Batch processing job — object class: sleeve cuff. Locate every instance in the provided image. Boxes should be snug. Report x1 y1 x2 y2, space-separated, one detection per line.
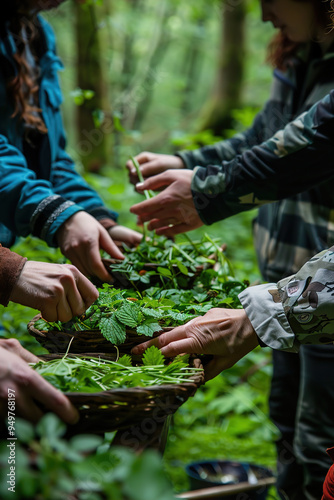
239 283 299 352
0 246 27 307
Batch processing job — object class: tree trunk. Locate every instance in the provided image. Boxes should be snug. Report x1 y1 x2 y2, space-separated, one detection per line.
74 1 113 172
199 0 246 135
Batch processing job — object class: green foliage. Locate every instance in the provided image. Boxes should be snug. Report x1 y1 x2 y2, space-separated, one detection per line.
106 233 236 289
35 278 246 347
0 414 175 500
32 346 201 391
163 348 278 493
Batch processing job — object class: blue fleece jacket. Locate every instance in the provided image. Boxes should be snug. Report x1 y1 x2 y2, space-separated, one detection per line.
0 15 117 248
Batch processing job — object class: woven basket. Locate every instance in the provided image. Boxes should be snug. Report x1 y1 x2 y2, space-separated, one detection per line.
39 353 204 437
28 314 172 354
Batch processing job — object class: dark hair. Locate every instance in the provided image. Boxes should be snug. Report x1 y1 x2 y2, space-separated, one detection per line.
267 0 332 70
5 3 47 135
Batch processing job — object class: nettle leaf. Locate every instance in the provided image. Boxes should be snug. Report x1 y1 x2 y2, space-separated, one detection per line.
167 310 195 323
137 321 162 337
99 315 126 345
142 308 164 320
118 354 132 367
142 345 165 366
115 302 141 328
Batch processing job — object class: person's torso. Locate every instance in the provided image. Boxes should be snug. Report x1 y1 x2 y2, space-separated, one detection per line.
254 43 334 282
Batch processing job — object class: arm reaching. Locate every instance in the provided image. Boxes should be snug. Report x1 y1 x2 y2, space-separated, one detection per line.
132 309 259 381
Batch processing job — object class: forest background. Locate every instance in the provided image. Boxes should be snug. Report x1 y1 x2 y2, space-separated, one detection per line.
0 0 281 497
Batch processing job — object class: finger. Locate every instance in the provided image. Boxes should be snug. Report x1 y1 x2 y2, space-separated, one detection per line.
74 273 99 308
40 292 71 323
28 374 79 424
139 162 167 179
15 389 44 423
0 339 40 363
100 230 124 261
87 232 124 282
132 325 190 355
160 338 200 358
147 218 181 230
58 291 81 323
154 223 192 237
135 171 174 193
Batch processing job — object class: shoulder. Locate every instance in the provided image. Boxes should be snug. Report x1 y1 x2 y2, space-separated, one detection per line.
37 15 57 53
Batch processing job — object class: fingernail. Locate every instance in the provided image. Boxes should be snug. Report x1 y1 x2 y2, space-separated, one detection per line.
136 182 144 190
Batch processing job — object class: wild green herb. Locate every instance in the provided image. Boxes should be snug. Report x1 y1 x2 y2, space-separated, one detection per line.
32 346 202 392
105 233 234 289
34 280 246 345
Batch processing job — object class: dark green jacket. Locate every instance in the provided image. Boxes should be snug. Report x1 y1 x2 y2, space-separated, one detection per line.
178 43 334 282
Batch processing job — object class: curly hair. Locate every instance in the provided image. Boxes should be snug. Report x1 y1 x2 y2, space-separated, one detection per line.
5 3 47 135
267 0 333 70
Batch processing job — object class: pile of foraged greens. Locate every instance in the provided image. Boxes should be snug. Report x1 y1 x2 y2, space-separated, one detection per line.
104 233 233 289
34 279 246 346
32 346 202 392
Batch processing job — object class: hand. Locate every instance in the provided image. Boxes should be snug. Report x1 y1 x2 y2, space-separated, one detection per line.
130 170 203 236
56 211 124 282
132 309 259 381
126 152 184 184
9 261 99 323
108 225 143 248
0 339 79 424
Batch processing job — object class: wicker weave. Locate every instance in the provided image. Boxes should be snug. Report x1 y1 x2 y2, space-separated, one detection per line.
28 314 173 354
39 353 204 436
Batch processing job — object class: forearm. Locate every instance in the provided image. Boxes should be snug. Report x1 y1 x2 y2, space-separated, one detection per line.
239 246 334 351
177 110 267 170
191 92 334 225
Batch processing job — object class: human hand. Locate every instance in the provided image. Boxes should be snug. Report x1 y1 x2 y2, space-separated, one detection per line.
130 170 203 236
56 211 124 282
132 309 259 381
0 339 79 424
126 152 184 184
108 225 143 248
9 261 99 323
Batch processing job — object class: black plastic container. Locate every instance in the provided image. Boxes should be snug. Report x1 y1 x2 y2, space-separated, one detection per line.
185 460 274 500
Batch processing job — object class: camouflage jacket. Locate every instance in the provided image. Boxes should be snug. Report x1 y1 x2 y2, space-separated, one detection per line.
239 246 334 351
178 42 334 282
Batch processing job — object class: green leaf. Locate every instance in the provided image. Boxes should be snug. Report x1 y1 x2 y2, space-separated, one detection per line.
157 267 172 277
115 303 141 328
175 260 189 275
70 435 103 453
100 316 126 345
118 354 132 367
142 308 163 319
137 321 162 337
142 345 165 366
36 413 66 439
15 418 35 443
